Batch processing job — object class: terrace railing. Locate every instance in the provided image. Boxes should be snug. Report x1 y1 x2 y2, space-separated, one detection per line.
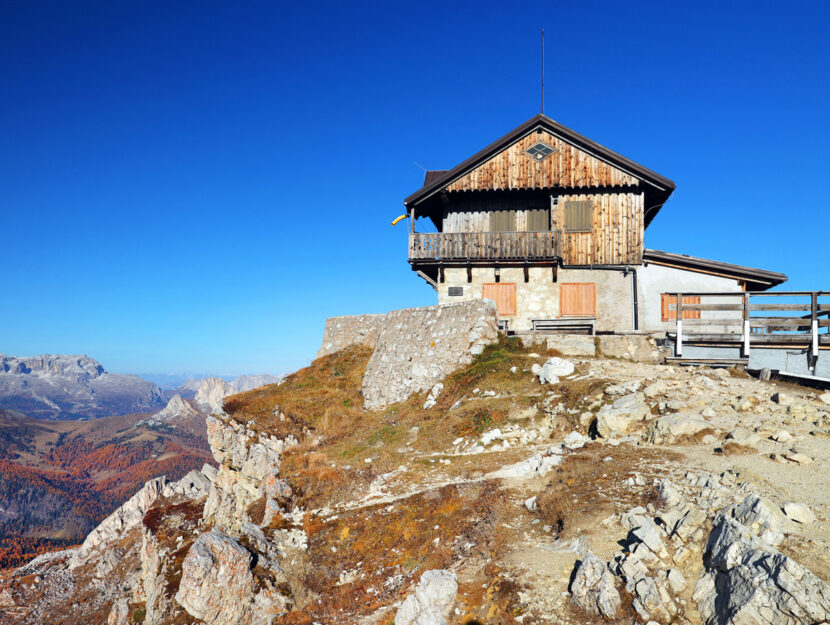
409 231 562 262
669 291 830 364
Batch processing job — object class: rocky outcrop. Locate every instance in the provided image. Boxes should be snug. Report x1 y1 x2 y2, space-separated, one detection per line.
174 531 289 625
73 468 214 565
195 377 238 413
595 392 651 437
202 415 297 531
353 301 499 410
0 353 165 419
145 393 201 423
394 569 458 625
696 514 830 625
569 552 620 618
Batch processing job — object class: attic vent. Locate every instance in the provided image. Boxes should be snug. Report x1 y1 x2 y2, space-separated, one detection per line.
523 141 557 162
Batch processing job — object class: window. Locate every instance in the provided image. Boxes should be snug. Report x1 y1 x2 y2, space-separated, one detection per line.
526 207 550 232
490 209 516 232
522 141 558 162
560 283 596 317
564 200 593 233
661 294 701 321
482 283 517 316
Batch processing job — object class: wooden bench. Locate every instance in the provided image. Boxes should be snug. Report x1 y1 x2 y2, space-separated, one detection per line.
531 318 595 335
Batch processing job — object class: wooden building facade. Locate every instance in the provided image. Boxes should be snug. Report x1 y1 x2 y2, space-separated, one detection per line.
404 115 787 333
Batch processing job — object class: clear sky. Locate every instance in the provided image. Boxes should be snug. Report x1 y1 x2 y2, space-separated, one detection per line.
2 1 828 376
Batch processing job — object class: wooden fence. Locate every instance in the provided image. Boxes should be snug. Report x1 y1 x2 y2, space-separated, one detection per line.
670 291 830 364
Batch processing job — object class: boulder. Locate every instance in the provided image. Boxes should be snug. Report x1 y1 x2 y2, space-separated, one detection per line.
730 494 786 544
783 502 817 524
570 552 621 618
394 569 458 625
596 393 651 438
423 382 443 410
698 514 830 625
820 392 830 406
537 357 574 384
645 413 710 445
545 335 596 356
175 532 256 624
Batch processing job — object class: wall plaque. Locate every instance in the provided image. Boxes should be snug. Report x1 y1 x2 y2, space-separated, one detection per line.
448 287 463 297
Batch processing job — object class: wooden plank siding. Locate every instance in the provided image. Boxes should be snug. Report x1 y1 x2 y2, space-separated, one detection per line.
445 130 639 192
553 192 644 265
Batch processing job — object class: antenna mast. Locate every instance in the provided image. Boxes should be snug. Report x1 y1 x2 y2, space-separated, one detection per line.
541 28 545 115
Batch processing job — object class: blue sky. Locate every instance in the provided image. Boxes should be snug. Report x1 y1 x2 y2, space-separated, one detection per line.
2 1 828 376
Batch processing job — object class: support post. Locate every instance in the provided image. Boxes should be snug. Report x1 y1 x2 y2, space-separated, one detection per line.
410 208 415 233
811 292 819 368
676 293 683 357
466 266 472 283
743 293 751 358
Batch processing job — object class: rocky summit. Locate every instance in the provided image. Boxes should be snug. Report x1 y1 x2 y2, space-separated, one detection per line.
1 335 829 625
0 354 166 419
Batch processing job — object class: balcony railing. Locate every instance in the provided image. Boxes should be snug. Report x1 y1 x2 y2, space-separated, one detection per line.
409 231 562 261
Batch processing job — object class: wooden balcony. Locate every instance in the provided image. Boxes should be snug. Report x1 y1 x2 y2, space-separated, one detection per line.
409 231 562 262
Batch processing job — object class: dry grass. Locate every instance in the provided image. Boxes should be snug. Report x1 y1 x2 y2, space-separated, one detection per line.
536 444 678 539
276 481 510 624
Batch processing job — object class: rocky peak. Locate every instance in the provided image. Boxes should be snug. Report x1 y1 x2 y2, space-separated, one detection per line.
194 377 237 413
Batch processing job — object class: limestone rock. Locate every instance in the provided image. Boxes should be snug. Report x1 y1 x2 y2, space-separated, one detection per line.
730 494 786 544
605 380 641 396
73 477 168 564
107 598 129 625
783 502 817 524
174 531 288 625
596 392 650 437
176 531 255 623
570 552 620 618
643 380 668 398
394 569 458 625
645 413 709 445
423 382 443 410
195 377 238 413
597 335 662 363
820 392 830 405
537 357 574 383
698 514 830 625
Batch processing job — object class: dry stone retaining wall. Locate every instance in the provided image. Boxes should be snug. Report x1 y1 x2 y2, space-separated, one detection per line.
319 300 500 410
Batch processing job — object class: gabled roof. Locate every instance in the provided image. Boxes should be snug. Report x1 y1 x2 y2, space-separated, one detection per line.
643 249 788 291
405 114 676 227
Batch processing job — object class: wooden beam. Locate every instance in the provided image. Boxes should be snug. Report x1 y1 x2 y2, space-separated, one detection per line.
524 265 529 283
467 266 472 283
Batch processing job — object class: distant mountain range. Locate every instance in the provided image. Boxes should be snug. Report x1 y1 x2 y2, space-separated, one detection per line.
0 354 166 420
0 353 283 421
0 369 283 567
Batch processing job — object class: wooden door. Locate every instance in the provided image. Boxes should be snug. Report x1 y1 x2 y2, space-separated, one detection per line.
560 283 596 317
661 294 701 321
482 283 517 316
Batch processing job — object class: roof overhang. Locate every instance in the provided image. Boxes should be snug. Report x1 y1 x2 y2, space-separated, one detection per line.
405 114 676 228
643 249 788 291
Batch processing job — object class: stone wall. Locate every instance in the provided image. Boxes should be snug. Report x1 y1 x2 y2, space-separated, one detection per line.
318 300 500 410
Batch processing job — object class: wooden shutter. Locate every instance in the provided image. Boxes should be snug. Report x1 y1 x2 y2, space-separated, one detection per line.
526 207 550 232
482 283 517 316
560 283 596 316
564 201 593 233
661 294 701 321
489 209 516 232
